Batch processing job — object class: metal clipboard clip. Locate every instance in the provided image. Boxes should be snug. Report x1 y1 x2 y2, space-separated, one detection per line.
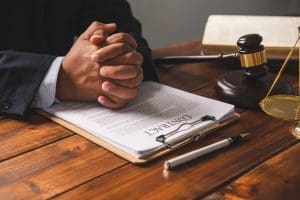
155 115 216 145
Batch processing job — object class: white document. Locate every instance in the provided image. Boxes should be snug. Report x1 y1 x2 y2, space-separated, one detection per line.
43 82 235 158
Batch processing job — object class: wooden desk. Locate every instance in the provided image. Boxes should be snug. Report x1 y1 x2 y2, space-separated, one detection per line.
0 39 299 200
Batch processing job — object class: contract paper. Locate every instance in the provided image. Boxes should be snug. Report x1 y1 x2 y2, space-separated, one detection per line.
43 82 235 158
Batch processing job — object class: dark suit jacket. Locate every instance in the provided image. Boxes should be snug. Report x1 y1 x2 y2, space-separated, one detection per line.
0 0 158 117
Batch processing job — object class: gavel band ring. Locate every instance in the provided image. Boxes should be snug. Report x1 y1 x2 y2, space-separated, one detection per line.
240 49 267 68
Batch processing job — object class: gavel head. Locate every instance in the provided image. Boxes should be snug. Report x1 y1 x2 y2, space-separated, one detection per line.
237 34 268 77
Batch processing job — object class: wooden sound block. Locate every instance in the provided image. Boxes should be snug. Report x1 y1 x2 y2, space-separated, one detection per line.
215 70 293 109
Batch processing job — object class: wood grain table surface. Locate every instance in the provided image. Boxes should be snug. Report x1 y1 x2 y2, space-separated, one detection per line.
0 39 299 200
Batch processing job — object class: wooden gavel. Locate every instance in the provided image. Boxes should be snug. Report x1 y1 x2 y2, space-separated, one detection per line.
155 34 293 108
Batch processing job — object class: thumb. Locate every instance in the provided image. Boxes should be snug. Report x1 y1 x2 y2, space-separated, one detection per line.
80 21 117 40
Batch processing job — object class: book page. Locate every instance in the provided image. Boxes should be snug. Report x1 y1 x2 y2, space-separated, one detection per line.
202 15 300 47
43 82 234 158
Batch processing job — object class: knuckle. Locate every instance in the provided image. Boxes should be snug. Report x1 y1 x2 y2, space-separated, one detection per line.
120 43 127 51
123 33 134 40
141 70 144 79
127 52 135 59
102 67 116 77
91 21 101 28
138 69 144 80
132 66 140 77
90 21 106 32
118 33 126 40
127 33 135 40
120 43 130 52
114 95 127 103
137 52 144 63
78 76 87 86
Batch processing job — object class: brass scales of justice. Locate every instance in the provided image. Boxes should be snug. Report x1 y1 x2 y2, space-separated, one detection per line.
260 27 300 139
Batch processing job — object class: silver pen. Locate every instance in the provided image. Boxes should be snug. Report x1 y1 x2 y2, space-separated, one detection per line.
164 133 250 170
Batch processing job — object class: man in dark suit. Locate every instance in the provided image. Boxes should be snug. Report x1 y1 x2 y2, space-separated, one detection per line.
0 0 158 118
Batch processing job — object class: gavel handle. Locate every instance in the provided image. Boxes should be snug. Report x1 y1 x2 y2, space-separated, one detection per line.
153 53 238 64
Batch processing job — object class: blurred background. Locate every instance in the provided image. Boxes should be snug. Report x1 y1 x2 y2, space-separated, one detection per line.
128 0 300 49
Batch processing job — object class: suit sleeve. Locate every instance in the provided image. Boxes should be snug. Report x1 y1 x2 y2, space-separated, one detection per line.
79 0 159 82
0 50 55 117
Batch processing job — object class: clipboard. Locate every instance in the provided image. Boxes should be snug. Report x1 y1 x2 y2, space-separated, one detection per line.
38 110 240 164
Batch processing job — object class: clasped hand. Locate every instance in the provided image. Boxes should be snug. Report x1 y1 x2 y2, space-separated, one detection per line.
56 21 144 109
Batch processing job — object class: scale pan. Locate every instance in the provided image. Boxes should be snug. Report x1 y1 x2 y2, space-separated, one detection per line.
260 95 300 121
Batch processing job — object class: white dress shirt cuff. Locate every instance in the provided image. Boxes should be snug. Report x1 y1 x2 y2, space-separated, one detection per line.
32 57 64 108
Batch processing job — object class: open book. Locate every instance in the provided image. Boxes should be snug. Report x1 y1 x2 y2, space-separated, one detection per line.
202 15 300 59
41 82 238 163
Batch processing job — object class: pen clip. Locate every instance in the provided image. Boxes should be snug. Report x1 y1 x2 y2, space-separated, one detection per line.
155 115 216 144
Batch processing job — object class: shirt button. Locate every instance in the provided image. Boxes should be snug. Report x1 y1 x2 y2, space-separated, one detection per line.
0 100 11 110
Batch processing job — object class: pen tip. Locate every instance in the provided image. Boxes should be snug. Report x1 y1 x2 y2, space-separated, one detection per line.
240 133 250 139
